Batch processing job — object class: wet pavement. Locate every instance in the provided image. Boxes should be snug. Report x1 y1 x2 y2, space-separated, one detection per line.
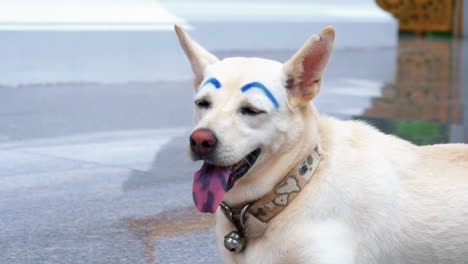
0 3 467 263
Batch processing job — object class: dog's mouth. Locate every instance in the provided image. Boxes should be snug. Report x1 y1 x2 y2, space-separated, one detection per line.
192 148 261 213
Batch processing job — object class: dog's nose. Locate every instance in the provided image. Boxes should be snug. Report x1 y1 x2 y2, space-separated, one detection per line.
190 129 217 156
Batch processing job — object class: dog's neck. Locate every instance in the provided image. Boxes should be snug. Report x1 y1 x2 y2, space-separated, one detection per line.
223 104 321 207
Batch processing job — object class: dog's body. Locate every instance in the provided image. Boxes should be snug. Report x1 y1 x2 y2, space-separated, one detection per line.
219 116 468 264
175 26 468 263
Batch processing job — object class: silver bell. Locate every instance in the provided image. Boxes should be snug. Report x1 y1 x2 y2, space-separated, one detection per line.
224 231 246 252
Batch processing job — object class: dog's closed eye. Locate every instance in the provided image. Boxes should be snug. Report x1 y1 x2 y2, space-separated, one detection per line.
239 105 266 116
195 99 211 109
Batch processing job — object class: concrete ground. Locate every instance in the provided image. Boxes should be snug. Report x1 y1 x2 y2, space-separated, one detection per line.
0 1 467 264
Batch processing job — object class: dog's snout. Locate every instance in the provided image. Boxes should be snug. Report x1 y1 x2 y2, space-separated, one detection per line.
190 129 217 156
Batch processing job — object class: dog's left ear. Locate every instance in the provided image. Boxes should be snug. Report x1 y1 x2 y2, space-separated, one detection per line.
175 25 220 88
283 27 335 106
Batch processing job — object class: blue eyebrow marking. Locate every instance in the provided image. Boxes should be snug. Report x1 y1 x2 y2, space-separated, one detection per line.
240 82 280 109
201 77 222 89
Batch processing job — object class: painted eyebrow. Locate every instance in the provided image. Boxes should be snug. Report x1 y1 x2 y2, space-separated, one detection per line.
240 82 280 109
201 77 222 89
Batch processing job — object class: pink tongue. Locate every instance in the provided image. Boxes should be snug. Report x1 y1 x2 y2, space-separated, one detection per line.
193 162 231 213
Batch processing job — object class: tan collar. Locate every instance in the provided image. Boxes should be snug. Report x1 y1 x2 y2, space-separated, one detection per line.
220 146 322 242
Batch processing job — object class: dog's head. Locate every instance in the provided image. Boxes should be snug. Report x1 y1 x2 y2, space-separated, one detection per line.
175 25 334 213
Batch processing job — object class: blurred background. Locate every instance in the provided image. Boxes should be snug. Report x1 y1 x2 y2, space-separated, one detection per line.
0 0 466 263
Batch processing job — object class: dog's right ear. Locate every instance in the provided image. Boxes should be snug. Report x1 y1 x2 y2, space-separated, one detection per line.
174 25 219 88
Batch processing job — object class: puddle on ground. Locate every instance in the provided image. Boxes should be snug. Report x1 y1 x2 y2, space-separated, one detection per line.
125 207 215 263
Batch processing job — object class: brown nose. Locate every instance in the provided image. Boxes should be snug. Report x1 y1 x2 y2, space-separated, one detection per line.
190 129 217 156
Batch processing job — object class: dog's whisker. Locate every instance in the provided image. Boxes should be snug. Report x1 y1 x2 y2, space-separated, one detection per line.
243 157 252 167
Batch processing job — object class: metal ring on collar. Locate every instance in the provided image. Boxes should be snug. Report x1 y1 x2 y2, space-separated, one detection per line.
240 203 252 230
220 201 241 231
220 201 232 214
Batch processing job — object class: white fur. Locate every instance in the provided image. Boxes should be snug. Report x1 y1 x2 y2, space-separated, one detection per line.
175 25 468 264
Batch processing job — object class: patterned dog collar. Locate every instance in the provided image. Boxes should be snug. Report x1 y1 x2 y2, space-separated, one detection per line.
220 146 322 252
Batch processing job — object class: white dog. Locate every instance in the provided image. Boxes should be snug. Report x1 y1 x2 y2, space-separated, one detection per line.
175 25 468 264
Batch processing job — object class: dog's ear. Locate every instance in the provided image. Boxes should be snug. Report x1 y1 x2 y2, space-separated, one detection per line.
283 27 335 105
175 25 219 88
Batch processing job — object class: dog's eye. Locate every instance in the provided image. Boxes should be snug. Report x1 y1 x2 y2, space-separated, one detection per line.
195 99 211 109
239 106 266 116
